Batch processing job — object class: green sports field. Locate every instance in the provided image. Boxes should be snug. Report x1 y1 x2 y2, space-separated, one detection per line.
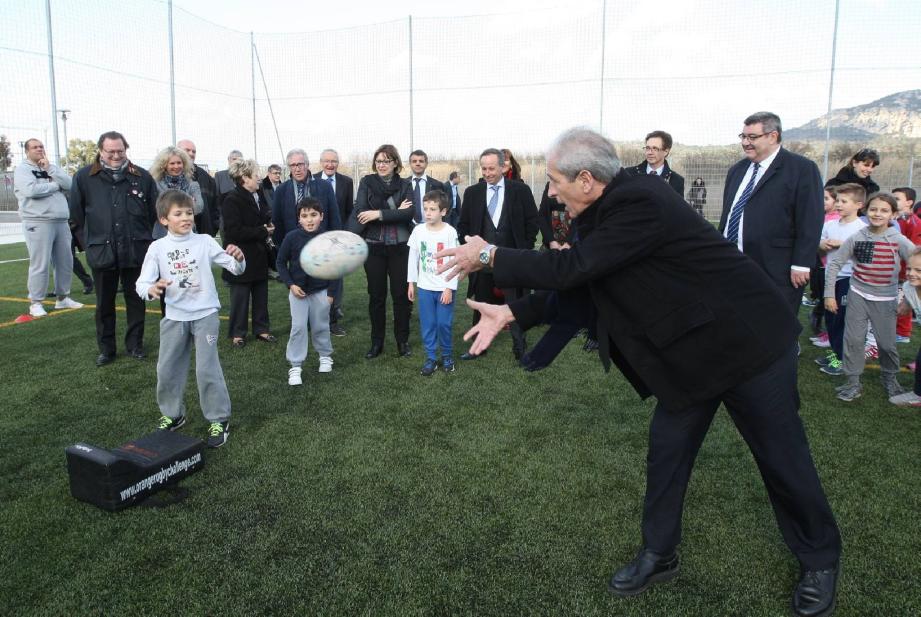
0 241 918 616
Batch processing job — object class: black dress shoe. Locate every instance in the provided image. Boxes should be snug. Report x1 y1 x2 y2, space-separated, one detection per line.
365 343 383 359
398 342 411 357
329 324 346 337
460 349 486 360
608 548 679 597
96 353 116 367
127 348 146 360
792 565 839 617
82 283 94 295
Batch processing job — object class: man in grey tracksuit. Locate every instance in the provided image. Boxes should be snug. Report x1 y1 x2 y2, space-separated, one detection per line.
14 138 83 317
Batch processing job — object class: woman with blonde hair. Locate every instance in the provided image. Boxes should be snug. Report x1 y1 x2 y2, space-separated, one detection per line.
150 146 204 238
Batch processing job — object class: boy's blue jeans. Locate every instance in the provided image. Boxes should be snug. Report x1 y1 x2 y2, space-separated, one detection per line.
417 288 454 361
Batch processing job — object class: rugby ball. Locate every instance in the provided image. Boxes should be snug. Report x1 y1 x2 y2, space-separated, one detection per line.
299 230 368 280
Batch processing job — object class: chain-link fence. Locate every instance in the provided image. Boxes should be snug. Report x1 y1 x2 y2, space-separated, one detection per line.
1 0 919 228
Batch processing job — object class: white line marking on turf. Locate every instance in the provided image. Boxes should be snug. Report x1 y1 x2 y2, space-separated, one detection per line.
0 258 29 264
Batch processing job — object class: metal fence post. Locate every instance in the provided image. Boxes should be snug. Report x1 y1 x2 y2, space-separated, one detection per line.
408 15 414 151
45 0 61 164
168 0 176 145
821 0 840 181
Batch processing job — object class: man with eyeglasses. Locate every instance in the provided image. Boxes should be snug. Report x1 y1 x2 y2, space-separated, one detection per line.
313 149 354 336
69 131 159 367
272 149 340 248
719 111 824 315
625 130 684 197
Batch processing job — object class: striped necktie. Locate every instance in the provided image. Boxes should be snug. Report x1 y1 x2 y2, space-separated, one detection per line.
725 162 761 245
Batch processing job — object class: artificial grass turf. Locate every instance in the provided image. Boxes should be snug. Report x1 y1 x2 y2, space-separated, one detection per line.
0 240 919 616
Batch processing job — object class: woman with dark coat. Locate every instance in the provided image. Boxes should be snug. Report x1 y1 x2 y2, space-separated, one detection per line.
824 147 880 195
221 159 276 347
351 144 414 359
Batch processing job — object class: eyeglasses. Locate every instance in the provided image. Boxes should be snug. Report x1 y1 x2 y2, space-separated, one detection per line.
738 133 771 142
102 149 126 156
643 146 664 152
288 162 307 169
374 159 394 165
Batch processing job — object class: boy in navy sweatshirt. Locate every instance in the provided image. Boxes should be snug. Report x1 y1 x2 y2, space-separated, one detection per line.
276 198 333 385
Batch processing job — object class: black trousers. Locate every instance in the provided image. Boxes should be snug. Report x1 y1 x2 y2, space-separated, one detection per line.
364 243 410 346
470 271 527 353
93 267 146 355
228 279 269 339
641 346 841 570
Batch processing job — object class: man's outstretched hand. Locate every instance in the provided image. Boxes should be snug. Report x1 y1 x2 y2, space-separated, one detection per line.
462 299 515 356
435 235 489 282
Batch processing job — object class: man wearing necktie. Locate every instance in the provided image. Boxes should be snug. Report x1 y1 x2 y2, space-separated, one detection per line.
625 131 684 197
313 148 354 336
456 148 538 361
405 150 445 225
718 112 824 314
271 148 341 248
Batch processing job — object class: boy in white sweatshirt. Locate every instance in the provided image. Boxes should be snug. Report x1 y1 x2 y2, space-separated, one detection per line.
136 190 245 447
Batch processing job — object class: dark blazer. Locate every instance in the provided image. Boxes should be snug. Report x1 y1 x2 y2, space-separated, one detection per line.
313 171 355 226
457 179 538 250
718 147 824 308
405 174 445 222
221 185 272 284
192 164 216 236
351 174 414 243
494 174 799 411
271 177 341 245
625 161 685 197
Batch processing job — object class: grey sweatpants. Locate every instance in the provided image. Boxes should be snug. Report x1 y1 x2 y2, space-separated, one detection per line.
842 291 899 379
156 312 231 422
286 289 333 367
22 220 72 301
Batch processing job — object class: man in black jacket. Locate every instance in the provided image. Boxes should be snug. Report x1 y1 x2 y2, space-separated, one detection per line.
438 128 841 617
456 148 538 361
178 139 216 236
624 130 684 197
69 131 159 367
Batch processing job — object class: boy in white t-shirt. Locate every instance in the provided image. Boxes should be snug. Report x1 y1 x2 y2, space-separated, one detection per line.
815 183 868 376
136 190 246 448
407 190 458 376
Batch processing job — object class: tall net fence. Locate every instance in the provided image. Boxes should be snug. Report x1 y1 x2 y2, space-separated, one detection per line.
1 0 919 225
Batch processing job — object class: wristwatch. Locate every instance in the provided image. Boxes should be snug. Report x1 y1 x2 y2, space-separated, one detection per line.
478 244 496 267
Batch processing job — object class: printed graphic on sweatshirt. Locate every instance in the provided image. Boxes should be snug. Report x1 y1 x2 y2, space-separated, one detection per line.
853 240 898 285
166 247 201 293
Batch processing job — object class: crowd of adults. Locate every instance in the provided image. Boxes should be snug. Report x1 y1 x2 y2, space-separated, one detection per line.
16 111 914 616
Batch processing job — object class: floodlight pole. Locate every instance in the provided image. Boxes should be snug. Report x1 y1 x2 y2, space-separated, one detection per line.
58 109 70 156
45 0 62 164
168 0 177 144
408 16 414 151
599 0 607 133
821 0 840 181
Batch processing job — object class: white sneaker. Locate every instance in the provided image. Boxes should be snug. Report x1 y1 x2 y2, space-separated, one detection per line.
319 356 333 373
889 391 921 406
55 297 84 309
29 302 47 317
287 366 302 386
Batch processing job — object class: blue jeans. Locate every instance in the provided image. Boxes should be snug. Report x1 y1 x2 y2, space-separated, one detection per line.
417 288 454 361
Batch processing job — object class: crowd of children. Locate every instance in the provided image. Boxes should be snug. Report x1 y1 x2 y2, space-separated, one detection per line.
805 150 921 404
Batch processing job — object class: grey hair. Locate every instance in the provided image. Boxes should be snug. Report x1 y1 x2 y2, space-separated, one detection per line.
479 148 505 167
743 112 783 142
320 149 339 160
229 158 261 183
547 127 620 183
286 148 308 164
227 149 243 161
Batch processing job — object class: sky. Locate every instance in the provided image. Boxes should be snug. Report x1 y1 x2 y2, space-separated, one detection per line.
1 0 918 170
